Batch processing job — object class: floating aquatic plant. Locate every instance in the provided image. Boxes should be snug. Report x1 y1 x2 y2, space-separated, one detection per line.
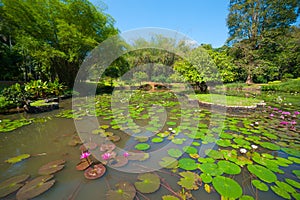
159 157 178 169
134 173 160 193
0 174 30 198
84 164 106 179
178 158 198 171
134 143 150 151
5 154 30 164
106 181 136 200
247 164 277 183
251 180 269 191
38 159 65 175
177 171 201 190
217 160 241 175
212 176 242 199
167 148 183 158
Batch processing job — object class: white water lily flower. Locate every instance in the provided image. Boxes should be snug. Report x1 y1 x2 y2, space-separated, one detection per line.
251 144 258 149
168 127 173 131
240 148 247 154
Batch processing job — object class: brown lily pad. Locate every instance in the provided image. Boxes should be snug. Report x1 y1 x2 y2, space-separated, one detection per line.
84 142 98 150
84 164 106 180
16 175 55 200
106 135 121 142
99 143 116 152
127 151 150 161
106 181 136 200
68 135 82 146
38 159 65 175
0 174 30 198
76 158 93 171
108 156 128 168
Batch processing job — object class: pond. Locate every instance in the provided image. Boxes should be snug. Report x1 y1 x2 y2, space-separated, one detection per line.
0 90 299 200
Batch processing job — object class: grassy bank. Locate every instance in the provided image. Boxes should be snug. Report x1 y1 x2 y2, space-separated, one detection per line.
191 93 262 106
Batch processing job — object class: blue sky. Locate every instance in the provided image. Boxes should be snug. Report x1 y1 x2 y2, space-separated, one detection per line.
91 0 229 48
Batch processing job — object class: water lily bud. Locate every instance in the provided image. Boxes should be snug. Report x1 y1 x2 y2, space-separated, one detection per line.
240 148 247 154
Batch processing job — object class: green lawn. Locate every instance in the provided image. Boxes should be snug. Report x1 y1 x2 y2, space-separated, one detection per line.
191 94 262 106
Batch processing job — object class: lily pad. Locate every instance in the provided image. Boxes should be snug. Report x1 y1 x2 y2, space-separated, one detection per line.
281 148 300 157
260 142 280 151
134 173 160 193
177 171 201 190
216 139 232 147
99 143 116 152
239 195 254 200
106 181 136 200
247 164 277 183
162 195 180 200
251 180 269 191
38 159 65 175
205 149 223 160
288 157 300 164
270 185 291 199
5 154 30 164
84 142 97 150
199 163 223 176
159 157 178 169
76 158 93 171
171 138 186 145
108 156 128 168
16 175 55 200
217 160 241 175
200 173 212 183
285 178 300 189
127 151 149 161
151 137 164 143
292 170 300 178
167 148 183 158
212 176 242 199
135 143 150 151
84 164 106 179
0 174 30 198
275 181 296 194
178 158 198 170
107 135 121 142
182 146 198 154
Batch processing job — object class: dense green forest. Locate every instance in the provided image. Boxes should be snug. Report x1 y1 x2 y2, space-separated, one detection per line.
0 0 299 87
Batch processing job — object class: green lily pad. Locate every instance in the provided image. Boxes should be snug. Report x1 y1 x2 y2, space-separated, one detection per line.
270 185 291 199
292 193 300 200
251 180 269 191
233 138 250 147
157 132 170 138
100 125 110 129
205 149 223 160
199 163 223 176
281 148 300 157
171 138 186 145
288 157 300 164
178 171 201 190
247 164 277 183
217 160 241 175
275 181 296 194
167 148 183 158
134 143 150 151
162 195 180 200
159 157 178 169
260 142 280 151
219 132 234 139
182 146 198 154
5 154 30 164
292 170 300 178
212 176 242 199
167 121 177 126
134 173 160 194
0 174 30 198
216 139 232 147
200 173 212 183
239 195 254 200
285 178 300 189
178 158 198 170
106 181 136 200
151 137 164 143
261 153 274 159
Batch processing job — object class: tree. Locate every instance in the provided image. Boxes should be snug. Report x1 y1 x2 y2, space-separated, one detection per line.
1 0 118 87
227 0 300 83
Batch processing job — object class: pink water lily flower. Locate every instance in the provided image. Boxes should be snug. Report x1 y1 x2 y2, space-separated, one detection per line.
280 115 285 119
280 121 289 125
294 111 300 115
80 151 91 159
282 111 291 115
290 120 297 125
269 113 274 117
123 152 129 158
101 152 111 160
